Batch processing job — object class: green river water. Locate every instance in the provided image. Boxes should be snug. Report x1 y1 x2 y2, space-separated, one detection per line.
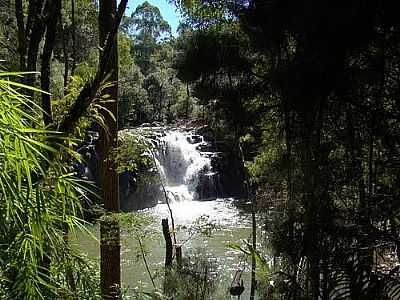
74 199 266 299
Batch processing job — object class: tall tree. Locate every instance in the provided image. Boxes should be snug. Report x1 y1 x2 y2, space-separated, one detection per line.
127 1 171 75
40 0 61 125
98 0 120 298
14 0 61 122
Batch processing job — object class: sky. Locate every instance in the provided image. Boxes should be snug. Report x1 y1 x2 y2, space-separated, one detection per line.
126 0 182 36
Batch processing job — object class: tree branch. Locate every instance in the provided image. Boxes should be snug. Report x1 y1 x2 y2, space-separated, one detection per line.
58 0 128 133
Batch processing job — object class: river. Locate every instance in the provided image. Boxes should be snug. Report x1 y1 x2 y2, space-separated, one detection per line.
74 128 264 299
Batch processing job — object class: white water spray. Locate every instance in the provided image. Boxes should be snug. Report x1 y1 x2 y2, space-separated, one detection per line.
154 130 213 202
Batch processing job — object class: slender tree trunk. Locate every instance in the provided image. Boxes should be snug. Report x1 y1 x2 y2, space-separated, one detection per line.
98 0 120 298
162 218 173 268
15 0 45 90
137 237 156 289
176 245 182 271
25 0 36 38
62 25 69 88
26 0 46 96
15 0 26 70
368 122 374 197
162 218 173 295
250 194 257 300
71 0 76 74
284 103 295 251
63 226 77 297
40 0 61 125
238 141 257 300
347 107 367 222
300 107 321 300
186 83 190 119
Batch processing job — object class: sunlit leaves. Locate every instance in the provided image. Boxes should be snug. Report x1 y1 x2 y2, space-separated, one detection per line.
114 130 155 174
0 73 98 299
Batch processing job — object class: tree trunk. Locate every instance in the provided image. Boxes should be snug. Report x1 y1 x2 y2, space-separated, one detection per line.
162 218 173 268
300 108 322 300
100 218 120 299
162 218 173 295
250 194 257 300
71 0 76 74
40 0 61 125
238 141 257 300
15 0 26 70
176 245 182 271
62 24 69 88
26 0 46 96
98 0 120 298
185 83 190 119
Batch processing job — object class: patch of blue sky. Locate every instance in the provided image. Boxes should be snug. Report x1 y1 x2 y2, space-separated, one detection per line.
126 0 182 36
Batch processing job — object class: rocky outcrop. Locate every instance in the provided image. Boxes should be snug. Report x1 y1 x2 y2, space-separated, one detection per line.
119 171 161 211
76 120 245 211
88 122 246 211
192 125 246 200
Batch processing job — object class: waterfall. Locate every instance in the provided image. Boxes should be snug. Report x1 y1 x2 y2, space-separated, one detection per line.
154 130 216 202
119 126 245 211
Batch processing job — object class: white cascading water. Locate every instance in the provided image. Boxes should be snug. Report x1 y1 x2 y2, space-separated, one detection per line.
154 130 213 202
145 128 244 226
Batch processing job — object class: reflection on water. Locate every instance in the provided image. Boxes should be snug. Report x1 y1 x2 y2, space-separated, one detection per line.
75 198 260 299
145 198 250 227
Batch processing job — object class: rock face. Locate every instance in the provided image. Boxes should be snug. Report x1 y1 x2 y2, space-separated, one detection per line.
118 128 165 211
78 124 246 212
119 171 161 211
118 125 246 211
193 126 246 200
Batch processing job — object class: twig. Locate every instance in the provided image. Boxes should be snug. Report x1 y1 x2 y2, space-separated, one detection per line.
238 140 257 300
149 148 177 245
134 134 178 247
137 237 156 289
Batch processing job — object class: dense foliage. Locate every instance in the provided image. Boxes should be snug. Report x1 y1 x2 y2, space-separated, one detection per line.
173 0 400 299
0 73 100 299
118 1 201 126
